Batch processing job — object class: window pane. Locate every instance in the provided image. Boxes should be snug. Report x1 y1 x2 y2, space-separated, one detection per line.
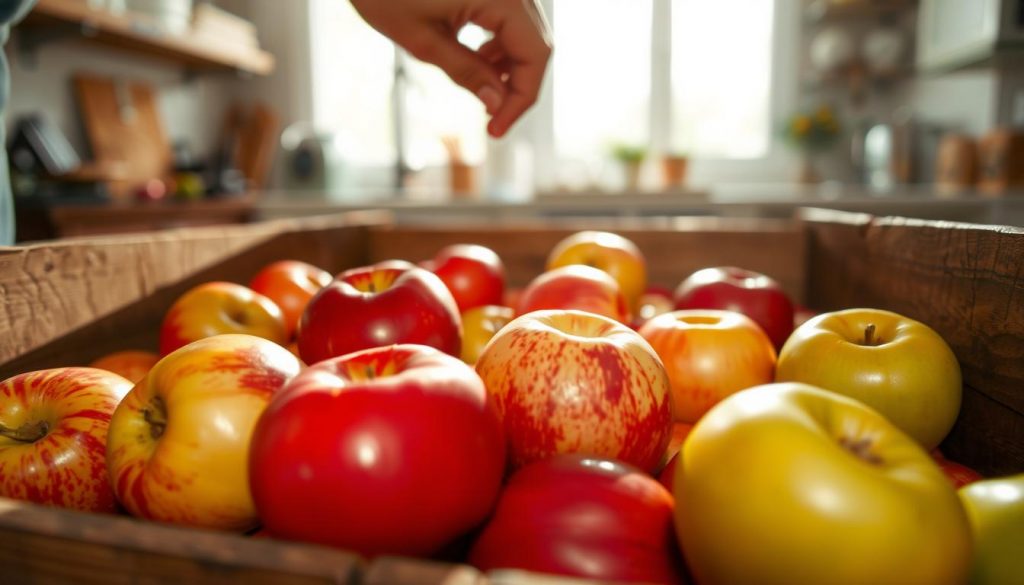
404 54 488 169
553 0 653 179
309 0 394 166
671 0 774 159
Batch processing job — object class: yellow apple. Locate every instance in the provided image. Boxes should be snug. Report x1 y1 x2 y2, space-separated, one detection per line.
677 382 972 585
107 333 301 531
460 305 515 365
959 473 1024 585
775 308 961 449
546 231 647 314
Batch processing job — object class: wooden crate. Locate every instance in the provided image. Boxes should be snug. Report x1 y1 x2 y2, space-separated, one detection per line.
0 207 1021 583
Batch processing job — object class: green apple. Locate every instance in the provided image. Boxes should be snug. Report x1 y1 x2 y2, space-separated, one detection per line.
959 473 1024 585
775 308 961 450
676 382 972 585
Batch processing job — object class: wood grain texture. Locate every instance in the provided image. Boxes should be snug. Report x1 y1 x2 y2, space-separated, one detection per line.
0 212 386 377
800 207 1024 475
0 497 361 584
367 217 807 302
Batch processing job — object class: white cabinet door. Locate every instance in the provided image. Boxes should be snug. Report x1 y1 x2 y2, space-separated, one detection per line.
917 0 1002 71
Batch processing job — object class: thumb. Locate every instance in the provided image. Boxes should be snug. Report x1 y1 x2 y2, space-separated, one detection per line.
404 31 505 115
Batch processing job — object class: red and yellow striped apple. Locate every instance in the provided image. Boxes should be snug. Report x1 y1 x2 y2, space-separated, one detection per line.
639 309 776 424
159 282 288 356
677 382 972 585
107 334 301 530
475 310 672 472
0 368 131 512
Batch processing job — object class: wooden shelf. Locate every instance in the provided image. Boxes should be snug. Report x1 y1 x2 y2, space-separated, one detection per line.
21 0 274 76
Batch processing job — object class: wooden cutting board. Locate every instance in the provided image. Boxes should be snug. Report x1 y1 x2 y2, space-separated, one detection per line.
74 74 172 198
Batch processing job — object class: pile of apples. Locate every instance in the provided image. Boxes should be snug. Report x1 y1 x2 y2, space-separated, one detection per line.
1 230 1021 585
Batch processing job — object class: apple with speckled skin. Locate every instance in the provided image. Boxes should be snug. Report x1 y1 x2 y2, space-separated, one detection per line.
107 334 301 531
159 282 288 356
0 368 132 512
475 309 672 473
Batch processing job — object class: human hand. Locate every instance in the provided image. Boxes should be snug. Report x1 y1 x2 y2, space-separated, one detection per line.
350 0 552 138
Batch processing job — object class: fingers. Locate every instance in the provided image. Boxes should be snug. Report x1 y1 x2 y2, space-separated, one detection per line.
476 0 552 137
403 28 507 116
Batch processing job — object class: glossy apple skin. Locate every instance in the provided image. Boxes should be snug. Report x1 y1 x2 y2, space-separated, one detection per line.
933 449 983 488
469 454 684 584
297 260 462 365
107 334 301 530
249 344 506 557
517 265 631 324
460 305 515 365
249 260 332 340
430 244 506 312
657 423 693 491
673 266 794 350
959 473 1024 585
776 308 962 450
159 282 288 356
89 350 160 384
475 309 672 472
640 310 776 424
546 230 648 314
0 368 131 512
678 382 972 585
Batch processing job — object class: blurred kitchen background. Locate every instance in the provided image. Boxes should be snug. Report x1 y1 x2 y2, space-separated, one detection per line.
7 0 1024 240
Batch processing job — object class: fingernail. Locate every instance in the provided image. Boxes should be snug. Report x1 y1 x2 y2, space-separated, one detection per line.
478 85 502 115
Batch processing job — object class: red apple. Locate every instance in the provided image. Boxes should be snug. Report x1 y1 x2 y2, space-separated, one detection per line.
297 260 462 365
249 260 332 340
469 454 684 584
546 231 647 314
639 310 777 424
89 350 160 384
249 344 506 557
475 309 672 472
0 368 132 512
933 449 984 488
107 334 301 530
159 282 288 356
429 244 506 312
674 266 794 350
517 265 631 324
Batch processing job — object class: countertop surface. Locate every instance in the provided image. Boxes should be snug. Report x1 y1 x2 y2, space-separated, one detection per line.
256 183 1024 227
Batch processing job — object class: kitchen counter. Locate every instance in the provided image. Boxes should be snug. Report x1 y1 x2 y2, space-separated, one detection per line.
256 184 1024 227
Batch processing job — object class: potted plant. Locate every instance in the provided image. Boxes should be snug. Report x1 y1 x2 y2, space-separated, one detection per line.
611 144 648 192
782 105 841 184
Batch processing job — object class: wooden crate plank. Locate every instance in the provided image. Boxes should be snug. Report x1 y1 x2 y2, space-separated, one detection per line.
0 497 362 584
0 213 384 378
800 207 1024 475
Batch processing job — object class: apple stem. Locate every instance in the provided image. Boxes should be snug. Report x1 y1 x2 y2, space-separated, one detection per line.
839 436 885 466
0 420 50 443
143 397 167 440
364 365 375 380
863 323 877 346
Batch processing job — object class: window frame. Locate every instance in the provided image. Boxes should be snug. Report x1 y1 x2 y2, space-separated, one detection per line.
525 0 802 190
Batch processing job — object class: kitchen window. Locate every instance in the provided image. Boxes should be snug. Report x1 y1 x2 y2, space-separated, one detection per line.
307 0 797 192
